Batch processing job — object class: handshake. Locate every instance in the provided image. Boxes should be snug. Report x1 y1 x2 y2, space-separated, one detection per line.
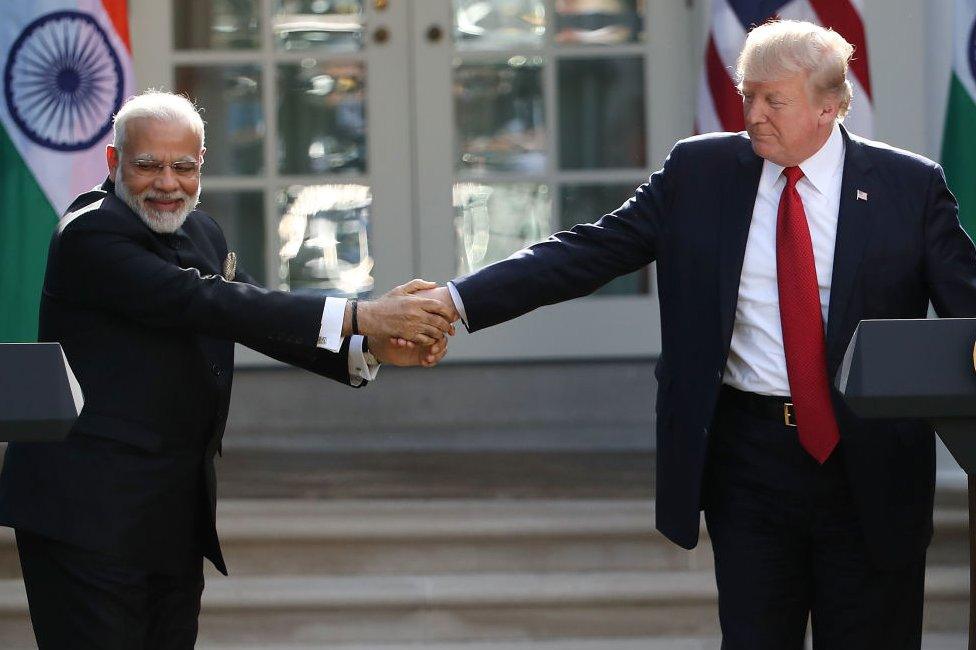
348 280 459 368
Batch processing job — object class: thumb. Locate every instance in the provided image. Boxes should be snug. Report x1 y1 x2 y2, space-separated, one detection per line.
399 279 438 294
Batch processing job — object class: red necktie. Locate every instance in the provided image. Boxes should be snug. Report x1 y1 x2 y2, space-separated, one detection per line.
776 166 840 463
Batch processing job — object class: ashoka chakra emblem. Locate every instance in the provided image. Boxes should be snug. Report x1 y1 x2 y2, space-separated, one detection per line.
4 10 124 152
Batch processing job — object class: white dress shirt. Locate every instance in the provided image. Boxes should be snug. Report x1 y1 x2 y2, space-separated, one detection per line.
317 297 380 387
723 123 845 396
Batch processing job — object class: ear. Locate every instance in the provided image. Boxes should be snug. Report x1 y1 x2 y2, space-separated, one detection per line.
199 147 206 167
106 145 120 181
818 97 839 126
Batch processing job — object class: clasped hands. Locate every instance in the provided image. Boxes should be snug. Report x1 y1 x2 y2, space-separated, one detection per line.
349 280 459 368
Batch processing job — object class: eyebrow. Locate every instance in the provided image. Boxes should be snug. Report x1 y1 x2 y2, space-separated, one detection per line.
131 154 198 162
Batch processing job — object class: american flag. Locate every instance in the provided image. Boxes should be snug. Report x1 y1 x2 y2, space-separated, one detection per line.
696 0 873 137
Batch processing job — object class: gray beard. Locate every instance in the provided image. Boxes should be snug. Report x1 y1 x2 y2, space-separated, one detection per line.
115 171 201 234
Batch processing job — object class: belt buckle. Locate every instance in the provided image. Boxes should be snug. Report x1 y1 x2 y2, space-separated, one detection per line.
783 402 797 427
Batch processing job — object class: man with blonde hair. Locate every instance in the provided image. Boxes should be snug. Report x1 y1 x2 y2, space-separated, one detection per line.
0 90 455 649
417 19 976 648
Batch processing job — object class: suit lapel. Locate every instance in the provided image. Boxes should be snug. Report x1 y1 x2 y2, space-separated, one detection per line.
719 140 764 348
825 126 875 359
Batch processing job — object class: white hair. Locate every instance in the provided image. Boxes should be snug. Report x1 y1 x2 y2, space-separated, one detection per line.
112 90 205 151
736 20 855 119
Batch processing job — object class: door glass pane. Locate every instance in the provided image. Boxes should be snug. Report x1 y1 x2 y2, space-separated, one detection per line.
201 191 266 284
274 0 365 52
277 184 374 297
173 0 260 50
277 60 367 175
453 0 546 51
560 183 649 295
558 57 645 169
555 0 644 45
175 66 264 176
454 182 550 275
455 56 546 174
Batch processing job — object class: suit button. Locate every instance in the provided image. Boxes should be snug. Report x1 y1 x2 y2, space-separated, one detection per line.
211 364 221 376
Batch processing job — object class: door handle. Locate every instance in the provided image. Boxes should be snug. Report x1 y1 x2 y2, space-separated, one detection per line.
426 24 444 43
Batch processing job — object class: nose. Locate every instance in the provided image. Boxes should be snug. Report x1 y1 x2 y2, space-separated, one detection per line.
154 166 179 192
744 100 765 127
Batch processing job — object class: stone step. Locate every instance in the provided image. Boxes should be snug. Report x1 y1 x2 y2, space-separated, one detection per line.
193 635 971 650
0 567 967 646
0 500 968 579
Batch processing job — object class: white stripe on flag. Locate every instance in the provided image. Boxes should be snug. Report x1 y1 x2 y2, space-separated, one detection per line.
696 71 725 133
953 0 976 101
843 76 874 138
711 0 748 73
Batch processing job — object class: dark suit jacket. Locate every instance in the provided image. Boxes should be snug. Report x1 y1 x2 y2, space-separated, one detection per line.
0 179 359 574
453 126 976 568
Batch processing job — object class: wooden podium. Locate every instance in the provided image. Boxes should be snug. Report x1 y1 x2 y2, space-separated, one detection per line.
837 318 976 648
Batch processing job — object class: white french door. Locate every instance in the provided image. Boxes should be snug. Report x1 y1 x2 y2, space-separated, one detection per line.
133 0 705 361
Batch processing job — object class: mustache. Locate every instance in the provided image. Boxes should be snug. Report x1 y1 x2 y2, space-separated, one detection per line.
142 191 188 203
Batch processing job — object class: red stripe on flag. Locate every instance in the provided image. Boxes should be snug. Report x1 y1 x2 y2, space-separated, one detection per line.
706 36 745 132
807 0 871 99
101 0 131 52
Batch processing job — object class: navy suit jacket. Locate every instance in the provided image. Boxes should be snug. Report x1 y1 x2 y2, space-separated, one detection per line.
453 126 976 568
0 180 359 574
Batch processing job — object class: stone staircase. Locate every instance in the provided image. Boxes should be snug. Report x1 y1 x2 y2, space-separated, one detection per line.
0 498 968 648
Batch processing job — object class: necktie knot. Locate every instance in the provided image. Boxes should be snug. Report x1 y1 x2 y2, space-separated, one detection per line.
784 166 804 187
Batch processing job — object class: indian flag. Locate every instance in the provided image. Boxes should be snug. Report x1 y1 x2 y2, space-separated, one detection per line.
0 0 133 341
943 0 976 237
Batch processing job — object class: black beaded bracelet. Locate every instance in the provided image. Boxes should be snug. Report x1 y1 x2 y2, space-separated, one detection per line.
351 299 360 335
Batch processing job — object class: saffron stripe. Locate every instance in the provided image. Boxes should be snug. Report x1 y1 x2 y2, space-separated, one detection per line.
100 0 131 52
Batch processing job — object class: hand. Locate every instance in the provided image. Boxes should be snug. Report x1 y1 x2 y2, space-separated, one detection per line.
356 280 456 346
368 333 448 367
389 286 459 349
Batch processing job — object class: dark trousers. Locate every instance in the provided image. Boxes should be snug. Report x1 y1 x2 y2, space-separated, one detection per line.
703 389 926 650
15 529 204 650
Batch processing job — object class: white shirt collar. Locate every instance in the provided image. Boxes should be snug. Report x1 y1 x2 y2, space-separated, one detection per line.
758 123 845 196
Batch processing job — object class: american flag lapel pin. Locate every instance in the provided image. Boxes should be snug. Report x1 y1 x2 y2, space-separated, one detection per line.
856 189 868 201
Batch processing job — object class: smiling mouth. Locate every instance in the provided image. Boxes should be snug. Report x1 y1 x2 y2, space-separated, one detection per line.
146 197 184 212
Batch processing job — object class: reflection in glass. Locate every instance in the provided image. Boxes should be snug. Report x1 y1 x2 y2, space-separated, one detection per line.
175 66 264 176
274 0 364 52
455 57 545 173
555 0 643 45
173 0 260 50
453 0 546 50
200 191 266 284
277 184 374 297
560 183 649 295
454 183 550 275
278 60 366 175
559 57 645 169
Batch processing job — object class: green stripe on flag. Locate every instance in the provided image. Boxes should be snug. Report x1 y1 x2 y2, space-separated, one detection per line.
942 74 976 238
0 127 57 342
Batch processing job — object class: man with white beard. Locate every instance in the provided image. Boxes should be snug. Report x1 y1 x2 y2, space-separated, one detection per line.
0 91 454 650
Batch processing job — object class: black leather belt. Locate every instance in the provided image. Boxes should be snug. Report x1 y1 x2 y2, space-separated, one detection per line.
721 385 797 427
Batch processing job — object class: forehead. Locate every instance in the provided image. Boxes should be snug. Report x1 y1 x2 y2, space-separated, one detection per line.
741 72 808 96
124 118 201 156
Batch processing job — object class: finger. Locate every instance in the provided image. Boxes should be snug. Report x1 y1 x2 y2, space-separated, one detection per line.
420 313 454 334
401 279 438 294
419 298 455 322
410 332 437 346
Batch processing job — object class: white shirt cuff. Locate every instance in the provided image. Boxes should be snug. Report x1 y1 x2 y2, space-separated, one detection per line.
348 335 380 386
447 282 469 329
317 297 347 352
